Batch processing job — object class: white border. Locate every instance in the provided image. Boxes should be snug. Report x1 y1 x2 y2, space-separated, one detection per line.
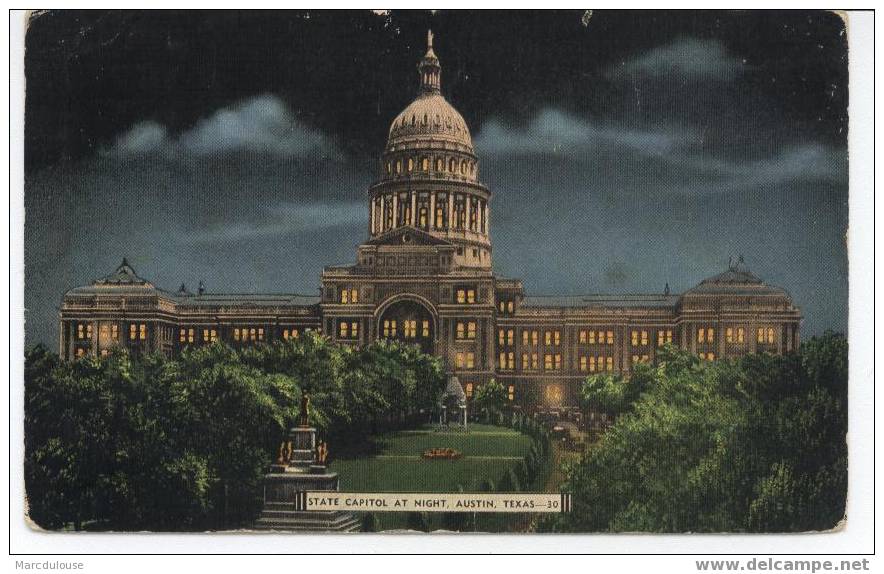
6 7 876 557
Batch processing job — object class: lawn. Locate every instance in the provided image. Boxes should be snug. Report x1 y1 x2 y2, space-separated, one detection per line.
328 424 539 531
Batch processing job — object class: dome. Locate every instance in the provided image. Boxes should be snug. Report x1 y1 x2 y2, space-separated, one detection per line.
387 93 473 151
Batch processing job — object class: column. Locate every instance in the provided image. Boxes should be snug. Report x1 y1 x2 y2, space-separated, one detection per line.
718 321 726 358
369 198 376 235
429 193 436 230
411 192 417 227
392 194 398 229
467 196 473 232
448 194 454 232
749 320 758 353
620 325 629 372
92 320 99 355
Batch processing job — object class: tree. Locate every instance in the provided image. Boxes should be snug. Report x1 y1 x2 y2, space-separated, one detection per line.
554 333 848 533
24 334 451 531
471 379 508 423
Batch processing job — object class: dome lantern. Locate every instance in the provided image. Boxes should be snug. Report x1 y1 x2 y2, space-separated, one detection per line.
418 30 441 94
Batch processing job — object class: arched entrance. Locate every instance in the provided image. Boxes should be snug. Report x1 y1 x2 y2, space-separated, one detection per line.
376 298 436 354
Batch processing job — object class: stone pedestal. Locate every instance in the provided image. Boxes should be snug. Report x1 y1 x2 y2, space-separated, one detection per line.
254 426 359 532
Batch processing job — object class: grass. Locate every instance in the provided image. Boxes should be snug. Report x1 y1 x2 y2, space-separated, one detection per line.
328 424 542 532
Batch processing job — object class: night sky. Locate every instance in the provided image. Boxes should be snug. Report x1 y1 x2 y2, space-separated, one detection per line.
24 10 849 347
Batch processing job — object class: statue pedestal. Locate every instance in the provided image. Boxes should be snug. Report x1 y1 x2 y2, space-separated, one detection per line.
254 426 359 532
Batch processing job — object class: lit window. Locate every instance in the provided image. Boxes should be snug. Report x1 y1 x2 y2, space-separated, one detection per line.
532 353 539 370
139 324 147 340
508 385 515 401
111 324 119 340
507 301 514 313
698 329 705 343
707 328 714 343
436 158 444 171
465 383 473 398
234 328 241 341
188 328 195 343
757 328 765 343
555 354 562 370
588 331 596 344
767 328 775 344
466 353 475 369
657 330 673 346
456 289 466 304
456 352 464 369
129 324 137 340
499 352 506 369
467 289 476 304
395 160 401 174
737 328 745 343
579 330 587 344
507 330 514 345
458 323 466 340
631 330 639 346
340 289 349 304
532 331 539 346
383 320 397 337
449 158 456 171
422 320 430 337
407 158 414 172
590 356 597 372
522 353 530 370
641 331 648 345
580 356 588 371
726 328 734 343
339 322 349 338
606 357 614 371
468 322 476 340
606 331 614 344
544 354 553 370
522 331 529 345
404 320 417 338
180 328 187 342
422 157 429 171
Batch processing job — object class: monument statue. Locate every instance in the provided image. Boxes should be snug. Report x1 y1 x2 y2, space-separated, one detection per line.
315 440 329 465
298 393 311 427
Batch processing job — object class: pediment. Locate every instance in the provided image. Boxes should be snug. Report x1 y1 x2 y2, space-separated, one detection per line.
363 226 454 247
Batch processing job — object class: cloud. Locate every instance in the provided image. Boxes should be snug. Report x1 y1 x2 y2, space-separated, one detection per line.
476 108 844 195
181 201 365 244
614 38 747 81
109 95 337 158
475 109 692 158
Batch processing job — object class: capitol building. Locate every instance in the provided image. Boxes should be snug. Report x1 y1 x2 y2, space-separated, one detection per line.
59 34 802 409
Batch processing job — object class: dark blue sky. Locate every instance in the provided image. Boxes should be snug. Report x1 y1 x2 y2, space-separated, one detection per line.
24 10 848 347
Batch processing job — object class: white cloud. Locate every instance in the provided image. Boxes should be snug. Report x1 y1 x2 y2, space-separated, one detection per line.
615 38 746 81
476 107 843 195
110 95 336 158
475 109 692 158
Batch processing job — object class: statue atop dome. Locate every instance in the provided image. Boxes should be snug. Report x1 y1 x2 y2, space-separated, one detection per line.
418 29 442 94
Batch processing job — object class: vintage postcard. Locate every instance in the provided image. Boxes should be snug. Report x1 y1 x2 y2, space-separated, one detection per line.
20 9 855 540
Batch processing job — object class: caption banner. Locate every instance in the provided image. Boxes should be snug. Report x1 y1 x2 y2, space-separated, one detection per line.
294 492 572 513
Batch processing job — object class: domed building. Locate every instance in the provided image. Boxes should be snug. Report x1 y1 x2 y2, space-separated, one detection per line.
58 33 802 411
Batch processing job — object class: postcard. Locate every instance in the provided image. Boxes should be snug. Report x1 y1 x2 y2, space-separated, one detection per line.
21 9 851 536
